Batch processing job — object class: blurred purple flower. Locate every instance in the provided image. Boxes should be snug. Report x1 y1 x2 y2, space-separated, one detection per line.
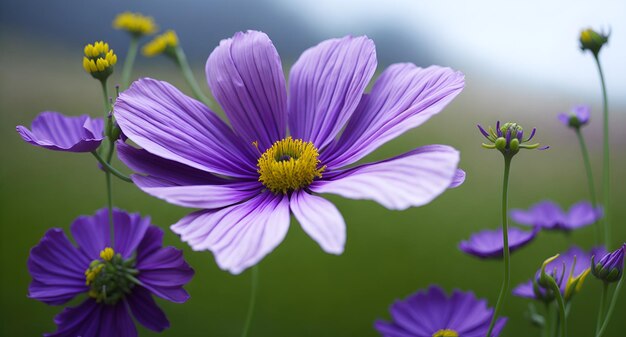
459 227 538 259
557 105 591 128
114 30 465 274
375 285 507 337
16 111 104 152
28 208 194 337
510 200 602 231
592 243 625 283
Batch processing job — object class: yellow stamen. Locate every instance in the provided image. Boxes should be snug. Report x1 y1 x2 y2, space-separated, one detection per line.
82 41 117 76
84 264 104 285
113 12 157 36
257 137 325 194
100 247 115 261
433 329 459 337
142 30 179 57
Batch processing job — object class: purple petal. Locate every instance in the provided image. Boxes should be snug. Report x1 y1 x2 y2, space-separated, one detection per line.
27 229 90 305
509 200 565 230
566 201 602 229
477 124 490 138
126 286 169 332
290 190 346 254
312 145 460 210
449 169 466 188
512 280 538 299
288 35 377 150
206 30 287 150
573 105 591 124
458 227 538 259
17 111 104 152
557 113 570 126
323 64 464 169
171 192 290 274
45 299 102 337
114 78 257 179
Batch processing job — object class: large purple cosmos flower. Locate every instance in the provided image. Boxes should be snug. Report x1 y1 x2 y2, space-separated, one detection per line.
459 227 538 259
510 200 602 231
114 30 465 274
17 111 104 152
375 285 507 337
28 208 194 337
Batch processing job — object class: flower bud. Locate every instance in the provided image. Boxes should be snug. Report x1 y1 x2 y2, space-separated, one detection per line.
558 105 591 129
113 12 157 37
142 30 179 58
579 28 609 56
592 244 625 283
83 41 117 81
478 121 547 158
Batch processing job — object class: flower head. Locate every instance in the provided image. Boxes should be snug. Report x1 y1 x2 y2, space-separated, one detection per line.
592 243 625 283
459 227 538 259
28 208 194 336
142 30 178 57
375 286 507 337
580 27 610 56
83 41 117 80
478 121 546 157
510 200 602 232
114 30 465 274
16 111 104 152
558 105 591 129
113 12 157 37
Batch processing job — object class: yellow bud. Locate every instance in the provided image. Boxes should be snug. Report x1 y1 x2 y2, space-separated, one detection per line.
100 247 115 261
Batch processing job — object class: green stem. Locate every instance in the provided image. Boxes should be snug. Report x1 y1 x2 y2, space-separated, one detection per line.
593 55 610 248
486 155 512 337
91 151 132 182
173 46 214 108
121 36 139 89
100 80 111 114
546 277 567 337
543 303 552 337
99 79 115 246
241 265 259 337
595 282 608 334
575 129 600 244
596 266 625 337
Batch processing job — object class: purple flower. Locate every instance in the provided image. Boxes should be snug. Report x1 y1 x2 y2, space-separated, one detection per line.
558 105 591 128
513 246 606 301
592 243 625 283
375 285 507 337
28 208 194 337
510 200 602 231
114 30 465 274
477 121 547 155
459 227 538 259
16 111 104 152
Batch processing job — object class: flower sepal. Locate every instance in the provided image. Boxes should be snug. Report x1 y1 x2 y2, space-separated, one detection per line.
580 28 610 56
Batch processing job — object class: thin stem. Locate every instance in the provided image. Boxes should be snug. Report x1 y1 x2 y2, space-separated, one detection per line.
546 277 567 337
486 155 512 337
575 129 600 244
100 80 111 114
121 36 139 89
593 55 610 248
241 265 259 337
91 151 132 182
596 282 608 334
105 170 114 245
99 79 115 247
173 46 214 108
596 267 625 337
543 303 552 337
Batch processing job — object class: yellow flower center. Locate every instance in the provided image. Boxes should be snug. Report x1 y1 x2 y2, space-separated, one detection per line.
257 137 325 194
432 329 459 337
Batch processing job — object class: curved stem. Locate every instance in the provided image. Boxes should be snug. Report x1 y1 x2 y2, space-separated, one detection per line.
91 152 132 182
486 155 512 337
173 46 214 109
575 129 600 244
121 36 139 89
241 265 259 337
595 282 608 334
593 55 610 248
546 277 567 337
596 269 625 337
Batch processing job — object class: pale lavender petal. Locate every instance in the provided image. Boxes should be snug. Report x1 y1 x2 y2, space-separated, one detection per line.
126 286 169 332
114 78 257 179
290 190 346 254
206 30 287 150
510 200 565 229
323 64 464 169
289 36 376 149
573 105 591 124
16 111 104 152
171 192 290 274
557 113 570 126
312 145 460 210
449 169 466 188
566 201 602 229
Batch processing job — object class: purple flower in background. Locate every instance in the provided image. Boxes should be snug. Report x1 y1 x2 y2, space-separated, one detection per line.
16 111 104 152
459 227 538 259
513 246 606 302
28 208 194 337
510 200 602 231
558 105 591 128
592 243 625 283
375 285 507 337
114 30 465 274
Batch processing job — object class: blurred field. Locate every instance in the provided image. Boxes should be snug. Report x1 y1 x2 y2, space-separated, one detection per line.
1 33 625 337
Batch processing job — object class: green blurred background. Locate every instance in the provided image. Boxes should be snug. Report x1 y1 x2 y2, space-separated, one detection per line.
1 0 625 336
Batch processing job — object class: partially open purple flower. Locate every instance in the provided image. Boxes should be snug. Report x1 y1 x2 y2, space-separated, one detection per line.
114 30 465 274
510 200 602 231
16 111 104 152
478 121 547 156
558 105 591 128
592 243 625 283
375 285 507 337
459 227 538 259
28 208 194 337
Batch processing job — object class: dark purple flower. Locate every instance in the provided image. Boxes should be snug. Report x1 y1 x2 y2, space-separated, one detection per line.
459 227 538 259
28 208 194 337
375 285 507 337
513 246 606 302
592 243 625 283
16 111 104 152
114 30 465 274
558 105 591 128
510 200 602 231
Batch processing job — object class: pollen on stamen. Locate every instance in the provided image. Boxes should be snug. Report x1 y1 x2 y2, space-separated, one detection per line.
432 329 459 337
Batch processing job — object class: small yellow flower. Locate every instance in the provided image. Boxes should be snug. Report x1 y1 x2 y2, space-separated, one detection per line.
82 41 117 80
100 247 115 261
142 30 179 57
113 12 157 36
